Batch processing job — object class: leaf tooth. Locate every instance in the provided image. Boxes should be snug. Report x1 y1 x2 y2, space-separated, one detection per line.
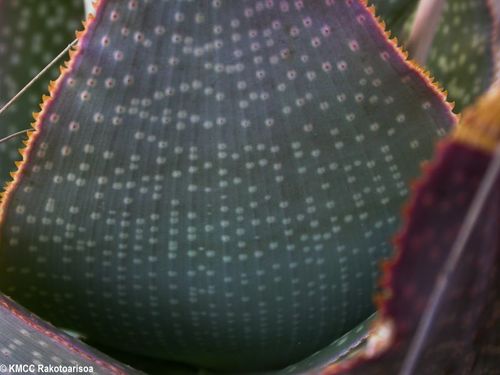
0 139 31 213
48 80 57 92
68 47 78 60
76 29 85 39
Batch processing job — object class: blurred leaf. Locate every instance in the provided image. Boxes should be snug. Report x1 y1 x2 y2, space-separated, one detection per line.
470 272 500 374
425 0 494 112
490 0 500 83
324 87 500 374
0 293 141 374
0 0 454 372
83 314 374 374
0 0 84 188
367 0 418 36
404 0 446 65
371 0 495 113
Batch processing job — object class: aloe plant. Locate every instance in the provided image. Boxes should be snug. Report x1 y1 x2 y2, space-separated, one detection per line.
0 0 498 374
0 0 84 186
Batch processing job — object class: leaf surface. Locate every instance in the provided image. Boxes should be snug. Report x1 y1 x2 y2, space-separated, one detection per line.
0 0 454 371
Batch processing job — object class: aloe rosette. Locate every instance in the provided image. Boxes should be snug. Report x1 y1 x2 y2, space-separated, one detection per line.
5 0 497 373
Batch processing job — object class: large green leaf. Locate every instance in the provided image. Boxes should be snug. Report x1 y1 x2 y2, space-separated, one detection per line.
0 0 454 372
0 0 84 187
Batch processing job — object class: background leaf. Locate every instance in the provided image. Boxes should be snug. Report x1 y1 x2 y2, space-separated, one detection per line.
370 0 495 113
0 0 454 372
0 0 84 187
425 0 494 112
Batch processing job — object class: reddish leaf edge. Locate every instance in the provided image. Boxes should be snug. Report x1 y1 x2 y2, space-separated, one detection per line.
0 0 457 218
322 84 500 374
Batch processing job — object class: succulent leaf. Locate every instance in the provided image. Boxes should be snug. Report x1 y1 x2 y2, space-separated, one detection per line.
0 0 84 189
425 0 494 112
0 293 141 374
0 0 455 371
324 87 500 374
